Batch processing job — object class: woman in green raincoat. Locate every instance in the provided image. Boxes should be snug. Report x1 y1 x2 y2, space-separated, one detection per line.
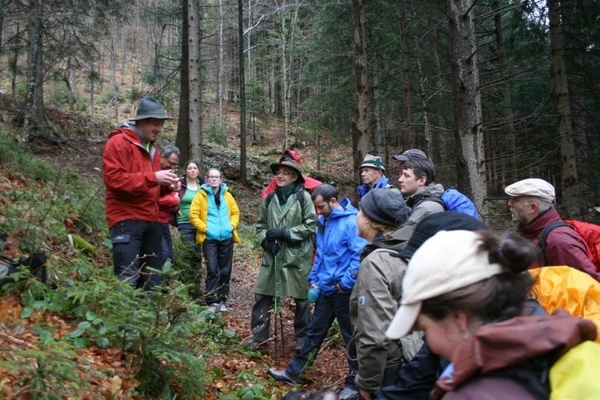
247 158 316 351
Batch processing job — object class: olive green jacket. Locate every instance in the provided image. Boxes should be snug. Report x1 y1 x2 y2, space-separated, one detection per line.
254 188 316 299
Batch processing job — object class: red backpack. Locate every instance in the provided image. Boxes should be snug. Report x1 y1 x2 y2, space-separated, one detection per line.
539 220 600 273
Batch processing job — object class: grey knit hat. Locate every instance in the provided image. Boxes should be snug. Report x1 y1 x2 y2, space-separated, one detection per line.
130 96 173 121
360 189 410 227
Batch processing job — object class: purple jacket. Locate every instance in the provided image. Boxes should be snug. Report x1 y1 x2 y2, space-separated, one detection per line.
517 208 599 281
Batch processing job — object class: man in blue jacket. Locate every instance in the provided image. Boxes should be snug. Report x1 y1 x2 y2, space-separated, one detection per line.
268 184 368 400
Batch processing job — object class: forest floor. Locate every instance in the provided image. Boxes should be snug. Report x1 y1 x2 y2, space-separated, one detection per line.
0 97 390 398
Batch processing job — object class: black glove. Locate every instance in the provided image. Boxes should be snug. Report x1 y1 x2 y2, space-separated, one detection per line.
266 228 287 241
261 238 280 255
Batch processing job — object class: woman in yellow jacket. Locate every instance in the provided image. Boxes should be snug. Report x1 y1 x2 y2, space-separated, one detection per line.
189 168 240 312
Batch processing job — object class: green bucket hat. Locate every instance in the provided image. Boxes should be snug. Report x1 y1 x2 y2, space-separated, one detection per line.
130 96 173 121
359 154 385 171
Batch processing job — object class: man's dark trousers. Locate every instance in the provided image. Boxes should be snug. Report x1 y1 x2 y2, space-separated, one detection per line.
284 291 357 389
110 219 163 290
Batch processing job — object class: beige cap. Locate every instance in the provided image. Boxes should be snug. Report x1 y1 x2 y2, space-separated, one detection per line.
504 178 555 203
385 230 503 340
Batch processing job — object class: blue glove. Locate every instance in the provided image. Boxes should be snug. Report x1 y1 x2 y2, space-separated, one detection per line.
266 228 287 241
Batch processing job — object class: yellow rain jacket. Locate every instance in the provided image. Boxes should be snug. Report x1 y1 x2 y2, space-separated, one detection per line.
530 266 600 343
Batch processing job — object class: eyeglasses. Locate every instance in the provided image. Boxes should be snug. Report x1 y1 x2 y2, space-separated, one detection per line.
208 175 221 179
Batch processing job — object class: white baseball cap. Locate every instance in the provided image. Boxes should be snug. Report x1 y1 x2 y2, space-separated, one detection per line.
386 230 503 339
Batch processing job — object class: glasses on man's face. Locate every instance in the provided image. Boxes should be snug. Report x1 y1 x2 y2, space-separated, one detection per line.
208 175 221 179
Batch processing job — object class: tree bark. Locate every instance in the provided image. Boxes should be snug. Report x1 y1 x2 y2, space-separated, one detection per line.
22 0 45 141
352 0 373 175
408 0 431 154
238 0 247 183
177 0 190 162
110 29 118 123
187 0 203 163
398 0 415 145
547 0 580 218
447 0 486 210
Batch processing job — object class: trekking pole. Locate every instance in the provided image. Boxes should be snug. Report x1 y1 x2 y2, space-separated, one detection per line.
272 241 285 353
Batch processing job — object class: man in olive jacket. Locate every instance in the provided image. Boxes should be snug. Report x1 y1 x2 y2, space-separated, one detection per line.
247 159 317 350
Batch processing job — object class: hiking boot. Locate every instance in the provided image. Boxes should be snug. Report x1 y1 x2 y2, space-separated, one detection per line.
218 303 228 312
267 368 297 385
339 386 359 400
207 303 219 312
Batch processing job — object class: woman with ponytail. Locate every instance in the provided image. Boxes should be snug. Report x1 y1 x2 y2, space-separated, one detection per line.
386 230 597 400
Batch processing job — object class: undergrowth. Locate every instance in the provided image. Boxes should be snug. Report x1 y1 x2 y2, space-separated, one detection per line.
0 130 275 399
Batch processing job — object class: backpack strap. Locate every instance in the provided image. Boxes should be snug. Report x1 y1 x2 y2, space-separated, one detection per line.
539 221 572 264
414 196 445 210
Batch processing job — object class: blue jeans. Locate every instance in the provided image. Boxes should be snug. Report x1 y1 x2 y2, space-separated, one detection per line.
285 291 357 389
110 219 163 290
203 238 234 304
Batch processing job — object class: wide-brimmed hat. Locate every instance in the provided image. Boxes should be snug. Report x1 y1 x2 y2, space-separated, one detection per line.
130 96 174 121
359 154 385 171
505 178 555 203
270 159 305 184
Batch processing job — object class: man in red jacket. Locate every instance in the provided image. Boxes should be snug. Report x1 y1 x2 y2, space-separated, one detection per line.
505 178 600 281
102 96 180 290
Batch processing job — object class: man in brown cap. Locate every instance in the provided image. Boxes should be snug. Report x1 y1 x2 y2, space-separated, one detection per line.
103 96 180 291
246 159 317 350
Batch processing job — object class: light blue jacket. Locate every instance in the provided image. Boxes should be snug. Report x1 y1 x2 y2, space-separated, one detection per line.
308 198 367 295
202 183 234 241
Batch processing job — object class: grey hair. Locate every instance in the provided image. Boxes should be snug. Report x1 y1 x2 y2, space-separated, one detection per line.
161 145 181 157
522 196 553 213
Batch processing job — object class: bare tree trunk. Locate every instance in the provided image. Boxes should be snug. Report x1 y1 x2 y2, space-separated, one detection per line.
90 69 95 119
22 0 44 141
408 0 432 154
238 0 247 183
188 0 203 162
65 56 76 109
0 0 5 86
547 0 580 218
491 0 517 193
120 26 127 86
447 0 486 209
217 0 224 134
398 0 414 145
352 0 373 174
110 29 119 123
177 0 190 162
10 24 20 95
277 0 300 150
